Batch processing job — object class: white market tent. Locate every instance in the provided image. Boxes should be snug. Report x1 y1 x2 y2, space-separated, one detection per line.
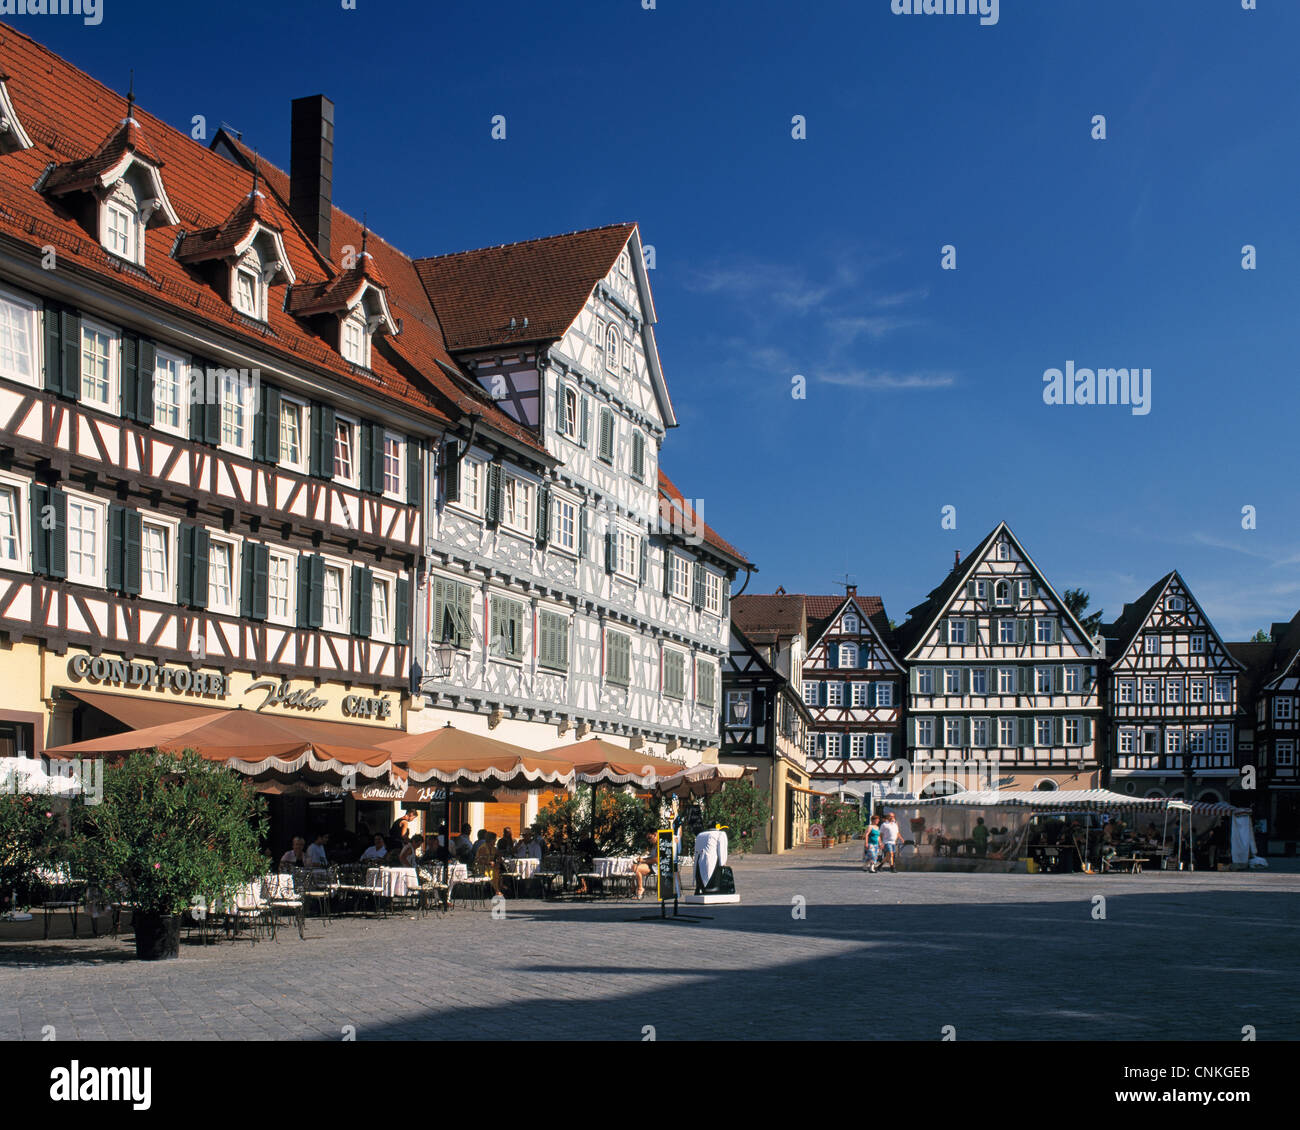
877 789 1246 815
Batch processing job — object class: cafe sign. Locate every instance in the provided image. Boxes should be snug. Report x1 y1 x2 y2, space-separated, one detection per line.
246 679 327 713
67 655 229 699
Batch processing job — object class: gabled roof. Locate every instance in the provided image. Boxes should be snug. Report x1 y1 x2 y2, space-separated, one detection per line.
414 223 635 352
658 469 750 569
175 187 295 282
893 522 1097 660
732 594 807 643
1227 641 1276 705
1101 570 1244 670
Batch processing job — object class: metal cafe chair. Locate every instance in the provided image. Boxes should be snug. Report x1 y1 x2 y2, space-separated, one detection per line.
266 873 305 941
36 878 88 939
299 866 335 924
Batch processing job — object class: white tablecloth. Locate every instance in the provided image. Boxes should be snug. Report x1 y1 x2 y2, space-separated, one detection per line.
504 858 539 878
261 874 296 899
367 867 418 898
593 857 637 877
444 863 469 884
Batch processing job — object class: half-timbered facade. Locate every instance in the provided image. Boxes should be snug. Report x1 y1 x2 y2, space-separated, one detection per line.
720 623 812 853
0 31 538 776
411 228 751 789
895 523 1103 793
1101 572 1245 804
1231 613 1300 851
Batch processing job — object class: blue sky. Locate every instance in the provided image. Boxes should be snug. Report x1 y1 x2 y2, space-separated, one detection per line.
23 0 1300 637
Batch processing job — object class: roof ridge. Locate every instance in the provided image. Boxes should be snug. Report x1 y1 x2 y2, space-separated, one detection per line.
414 222 635 264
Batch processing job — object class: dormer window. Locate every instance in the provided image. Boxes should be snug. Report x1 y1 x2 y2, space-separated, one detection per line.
234 268 261 319
619 250 631 277
104 200 139 263
342 313 369 367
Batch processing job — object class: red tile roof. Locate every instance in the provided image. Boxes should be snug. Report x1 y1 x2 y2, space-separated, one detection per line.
657 469 751 568
214 131 547 456
732 594 807 640
43 110 164 193
175 188 283 265
414 223 636 352
0 25 545 457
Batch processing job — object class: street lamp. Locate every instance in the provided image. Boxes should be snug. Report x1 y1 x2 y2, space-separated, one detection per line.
434 641 456 679
731 695 749 726
431 641 456 906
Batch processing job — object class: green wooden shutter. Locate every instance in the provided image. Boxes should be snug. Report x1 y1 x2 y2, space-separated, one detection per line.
440 440 460 503
312 403 336 479
406 437 421 506
104 505 122 591
455 582 473 648
485 463 502 527
430 575 446 641
308 555 325 628
256 385 280 464
202 368 221 445
30 485 49 575
395 576 410 646
662 549 673 597
370 423 385 494
631 430 644 480
510 601 524 659
120 337 138 423
605 529 615 574
359 423 374 493
352 565 373 636
136 340 155 424
240 542 256 618
43 304 62 394
191 528 210 610
296 554 311 628
692 562 704 608
253 544 269 620
189 388 206 444
60 309 80 400
579 396 590 446
827 645 839 670
639 537 648 584
578 505 587 558
535 485 550 547
599 408 613 462
178 523 194 606
46 488 67 579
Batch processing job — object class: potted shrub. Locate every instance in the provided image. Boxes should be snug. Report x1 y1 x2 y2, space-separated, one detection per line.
70 751 267 960
0 792 67 920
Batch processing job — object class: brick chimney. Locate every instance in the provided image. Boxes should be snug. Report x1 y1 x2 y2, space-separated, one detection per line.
846 583 857 596
289 95 334 261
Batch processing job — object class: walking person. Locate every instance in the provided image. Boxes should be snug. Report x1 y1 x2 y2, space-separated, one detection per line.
879 812 900 872
863 815 882 873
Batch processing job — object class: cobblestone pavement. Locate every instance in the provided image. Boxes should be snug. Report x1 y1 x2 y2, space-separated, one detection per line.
3 847 1296 1041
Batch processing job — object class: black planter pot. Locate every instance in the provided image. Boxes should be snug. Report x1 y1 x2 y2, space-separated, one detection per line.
132 912 181 961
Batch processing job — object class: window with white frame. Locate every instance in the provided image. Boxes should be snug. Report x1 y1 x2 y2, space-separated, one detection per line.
1036 618 1054 644
916 669 934 694
1117 680 1135 704
460 458 482 514
1166 596 1184 612
342 313 369 367
219 371 252 454
948 620 966 645
278 396 308 472
703 570 722 614
207 537 237 613
826 682 844 707
1166 679 1183 704
851 682 869 707
1166 729 1183 754
999 717 1017 747
139 518 175 601
0 287 39 387
802 681 818 706
65 494 107 587
1191 633 1205 654
670 554 691 601
1065 718 1081 745
1035 718 1053 746
371 573 394 642
973 580 988 600
1213 679 1231 703
997 541 1010 561
322 563 347 631
1141 680 1160 704
946 718 963 746
333 417 357 484
1213 728 1231 754
1277 741 1295 767
825 734 842 758
972 718 989 746
151 349 186 435
874 733 891 757
1118 731 1134 754
1144 634 1161 655
382 433 404 498
875 681 893 707
1065 667 1080 693
104 200 138 262
849 734 868 758
233 268 261 319
997 668 1015 694
944 668 961 694
502 475 533 536
1035 668 1052 694
839 643 858 666
998 619 1015 644
1017 579 1032 601
80 320 117 411
1188 729 1207 754
1143 730 1159 754
915 719 934 747
614 527 639 579
605 324 619 372
561 386 579 438
553 495 577 553
971 668 988 695
994 581 1011 607
1276 697 1294 722
1188 679 1206 703
843 614 858 633
0 474 27 568
267 550 295 625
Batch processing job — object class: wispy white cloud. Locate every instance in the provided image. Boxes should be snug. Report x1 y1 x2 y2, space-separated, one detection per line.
816 370 956 390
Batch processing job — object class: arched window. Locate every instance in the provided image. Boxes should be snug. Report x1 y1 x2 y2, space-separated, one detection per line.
1032 778 1058 791
994 580 1011 607
605 324 620 372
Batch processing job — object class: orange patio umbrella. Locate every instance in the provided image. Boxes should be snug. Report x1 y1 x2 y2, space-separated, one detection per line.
542 738 685 786
380 724 575 789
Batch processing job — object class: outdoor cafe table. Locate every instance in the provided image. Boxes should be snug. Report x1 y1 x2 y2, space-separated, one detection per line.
504 858 540 878
593 857 637 877
367 867 418 898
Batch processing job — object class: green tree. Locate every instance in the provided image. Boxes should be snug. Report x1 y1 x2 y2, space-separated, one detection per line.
70 751 267 917
0 792 66 911
1251 629 1272 643
701 779 769 855
1063 588 1104 636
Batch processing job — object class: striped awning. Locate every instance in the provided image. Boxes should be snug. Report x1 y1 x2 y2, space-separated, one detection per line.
877 789 1245 815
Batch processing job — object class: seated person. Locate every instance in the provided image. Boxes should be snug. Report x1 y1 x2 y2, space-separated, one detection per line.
631 831 659 899
516 829 543 860
280 837 307 868
360 833 388 862
474 832 504 896
399 835 423 868
306 833 330 867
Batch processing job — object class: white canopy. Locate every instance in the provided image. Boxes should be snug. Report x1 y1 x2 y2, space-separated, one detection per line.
878 789 1245 816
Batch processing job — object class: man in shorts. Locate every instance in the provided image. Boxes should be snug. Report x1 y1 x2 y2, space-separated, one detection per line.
879 812 900 872
863 815 882 872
